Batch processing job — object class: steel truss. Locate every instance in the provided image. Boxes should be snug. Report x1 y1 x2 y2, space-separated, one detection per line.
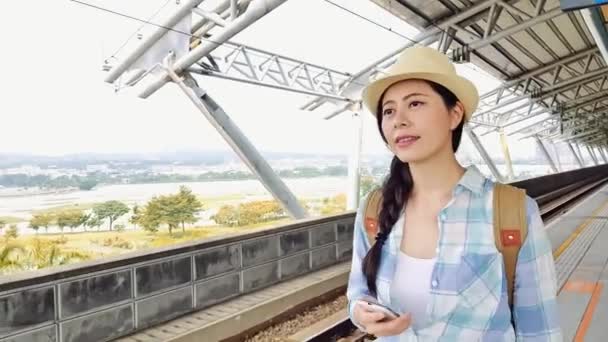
103 0 608 212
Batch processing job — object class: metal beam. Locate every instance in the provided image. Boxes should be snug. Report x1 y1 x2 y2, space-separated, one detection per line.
347 110 363 210
505 114 552 135
559 129 602 142
466 7 563 51
600 147 608 163
139 0 289 98
581 7 608 67
587 145 599 165
568 142 584 167
167 69 307 219
465 125 505 182
499 129 515 179
304 0 505 114
535 136 558 173
104 0 204 83
475 73 607 118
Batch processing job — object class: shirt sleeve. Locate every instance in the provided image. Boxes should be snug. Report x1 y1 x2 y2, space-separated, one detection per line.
513 196 563 341
346 194 418 341
346 194 374 331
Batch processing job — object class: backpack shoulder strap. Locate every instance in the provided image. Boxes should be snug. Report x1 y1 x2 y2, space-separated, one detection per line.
493 183 528 310
363 188 383 246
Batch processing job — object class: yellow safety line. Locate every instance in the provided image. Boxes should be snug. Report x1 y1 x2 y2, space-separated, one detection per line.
553 200 608 260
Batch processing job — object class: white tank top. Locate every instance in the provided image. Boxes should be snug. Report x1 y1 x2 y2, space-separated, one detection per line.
390 250 437 331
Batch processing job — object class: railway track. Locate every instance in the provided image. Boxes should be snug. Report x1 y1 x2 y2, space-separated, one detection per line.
261 175 608 342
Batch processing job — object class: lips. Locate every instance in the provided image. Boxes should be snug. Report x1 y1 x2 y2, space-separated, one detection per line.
394 135 420 144
393 134 420 149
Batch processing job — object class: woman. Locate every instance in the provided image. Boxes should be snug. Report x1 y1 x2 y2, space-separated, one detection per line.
346 46 562 341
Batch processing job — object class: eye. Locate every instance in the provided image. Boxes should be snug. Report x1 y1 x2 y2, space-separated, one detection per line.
382 108 395 116
409 101 424 108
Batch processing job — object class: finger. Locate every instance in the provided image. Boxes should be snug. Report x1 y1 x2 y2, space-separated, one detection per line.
367 313 412 337
359 311 386 324
384 313 412 333
355 302 378 313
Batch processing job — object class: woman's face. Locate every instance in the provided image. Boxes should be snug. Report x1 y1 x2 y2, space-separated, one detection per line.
380 79 464 164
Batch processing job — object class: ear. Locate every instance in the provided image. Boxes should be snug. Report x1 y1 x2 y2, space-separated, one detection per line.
449 102 465 130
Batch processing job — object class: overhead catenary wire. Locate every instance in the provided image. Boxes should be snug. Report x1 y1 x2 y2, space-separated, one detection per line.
107 0 173 61
72 0 504 96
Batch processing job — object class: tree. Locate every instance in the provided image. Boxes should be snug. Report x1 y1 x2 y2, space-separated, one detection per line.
212 205 239 227
86 215 103 231
54 210 85 233
30 213 54 233
0 219 5 234
211 200 285 227
129 205 141 229
136 187 203 236
29 221 41 234
174 186 203 233
158 195 181 235
93 201 129 231
77 213 91 231
56 213 70 237
360 176 379 199
138 197 163 234
5 224 18 240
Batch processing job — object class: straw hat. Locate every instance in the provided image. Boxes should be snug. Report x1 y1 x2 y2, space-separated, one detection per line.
362 46 479 120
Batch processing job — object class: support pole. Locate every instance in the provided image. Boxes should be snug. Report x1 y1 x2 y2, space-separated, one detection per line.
567 142 584 167
499 129 515 179
168 70 307 219
575 143 586 166
596 146 607 163
586 145 599 165
465 126 505 182
347 109 363 211
535 136 558 173
552 140 563 172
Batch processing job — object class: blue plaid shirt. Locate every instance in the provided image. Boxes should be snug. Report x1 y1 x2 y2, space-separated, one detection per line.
347 166 562 341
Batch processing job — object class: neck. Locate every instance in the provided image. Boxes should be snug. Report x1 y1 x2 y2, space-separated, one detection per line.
409 147 465 201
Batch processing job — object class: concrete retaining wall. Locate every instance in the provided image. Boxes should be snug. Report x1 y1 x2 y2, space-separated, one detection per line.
0 214 355 342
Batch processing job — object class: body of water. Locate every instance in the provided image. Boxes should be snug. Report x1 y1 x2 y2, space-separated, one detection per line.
0 163 579 225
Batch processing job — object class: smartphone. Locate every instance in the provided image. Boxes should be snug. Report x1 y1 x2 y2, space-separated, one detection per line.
357 299 400 320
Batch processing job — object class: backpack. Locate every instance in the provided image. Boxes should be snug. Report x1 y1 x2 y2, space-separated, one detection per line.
362 183 527 312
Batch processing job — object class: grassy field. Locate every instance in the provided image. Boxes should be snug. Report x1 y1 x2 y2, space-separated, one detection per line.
1 191 345 276
11 219 289 258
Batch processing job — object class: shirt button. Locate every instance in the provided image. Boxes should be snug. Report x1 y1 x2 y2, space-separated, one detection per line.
431 280 438 288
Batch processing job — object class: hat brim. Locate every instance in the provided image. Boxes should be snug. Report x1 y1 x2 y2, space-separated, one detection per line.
362 72 479 121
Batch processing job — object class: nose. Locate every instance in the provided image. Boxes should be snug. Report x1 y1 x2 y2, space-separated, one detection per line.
392 106 412 128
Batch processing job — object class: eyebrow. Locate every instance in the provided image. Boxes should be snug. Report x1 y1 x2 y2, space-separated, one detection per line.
382 93 428 107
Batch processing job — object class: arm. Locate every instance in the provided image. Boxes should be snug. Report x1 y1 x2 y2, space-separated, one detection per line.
346 194 374 330
513 197 562 341
346 196 419 342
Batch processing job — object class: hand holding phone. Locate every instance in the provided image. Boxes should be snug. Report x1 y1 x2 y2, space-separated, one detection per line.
353 298 412 337
357 299 400 321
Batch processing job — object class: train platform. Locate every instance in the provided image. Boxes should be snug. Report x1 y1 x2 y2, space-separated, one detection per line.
553 183 608 341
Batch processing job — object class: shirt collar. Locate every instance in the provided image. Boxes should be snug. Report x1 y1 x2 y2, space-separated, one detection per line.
454 165 487 196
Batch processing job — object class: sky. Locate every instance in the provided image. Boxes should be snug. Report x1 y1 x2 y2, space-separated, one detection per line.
0 0 540 160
